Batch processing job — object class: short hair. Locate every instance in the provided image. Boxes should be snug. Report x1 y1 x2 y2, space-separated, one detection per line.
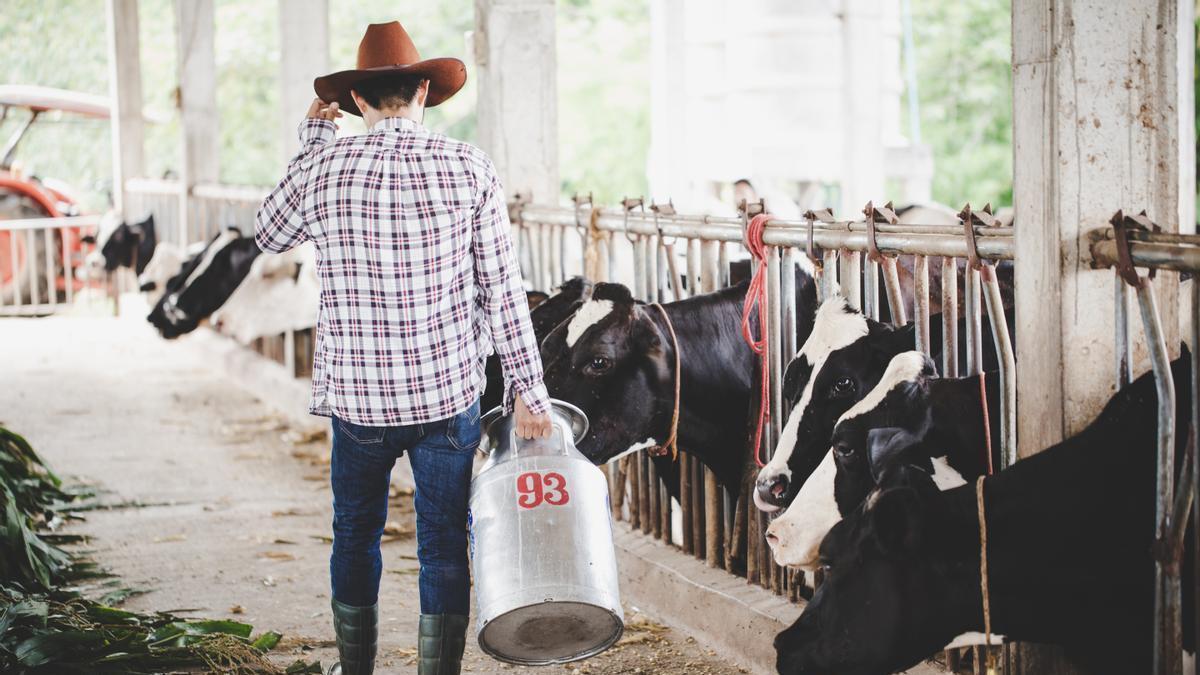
353 73 424 110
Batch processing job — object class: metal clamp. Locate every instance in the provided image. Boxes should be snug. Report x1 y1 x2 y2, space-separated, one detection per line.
572 192 593 233
1112 209 1161 286
621 196 645 244
957 202 995 270
863 200 899 263
650 200 678 246
803 208 835 270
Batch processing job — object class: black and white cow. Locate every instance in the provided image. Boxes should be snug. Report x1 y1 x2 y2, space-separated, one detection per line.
540 269 818 495
147 228 262 339
85 213 157 277
765 351 1002 570
754 297 1013 513
480 277 594 413
774 352 1194 675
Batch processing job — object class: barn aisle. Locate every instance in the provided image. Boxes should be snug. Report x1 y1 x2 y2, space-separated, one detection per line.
0 314 749 674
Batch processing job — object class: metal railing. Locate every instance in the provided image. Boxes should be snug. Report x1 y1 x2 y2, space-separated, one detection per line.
1091 213 1200 675
513 198 1019 614
0 214 105 316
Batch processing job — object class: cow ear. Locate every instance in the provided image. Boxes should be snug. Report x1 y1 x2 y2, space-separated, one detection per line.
868 487 924 557
866 426 921 483
870 322 915 360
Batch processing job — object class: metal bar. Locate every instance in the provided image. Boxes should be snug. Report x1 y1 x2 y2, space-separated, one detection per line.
43 228 55 308
746 490 760 585
1133 278 1178 675
718 242 730 288
628 454 641 531
26 230 39 307
1092 239 1200 274
10 233 21 307
700 240 723 568
941 257 959 377
632 236 646 303
541 222 554 291
767 247 785 446
520 205 1017 240
981 266 1017 469
680 453 693 554
642 451 655 537
686 238 700 297
558 224 568 287
655 237 668 302
881 257 907 326
822 250 839 301
659 480 671 544
840 251 862 310
605 227 617 284
1115 276 1133 388
863 257 879 320
664 242 685 301
284 329 297 378
780 248 799 360
692 453 705 561
63 228 74 305
964 267 983 376
0 215 104 232
914 255 930 354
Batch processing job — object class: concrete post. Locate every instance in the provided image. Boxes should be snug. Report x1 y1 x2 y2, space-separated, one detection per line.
174 0 218 245
1012 0 1193 668
839 0 887 215
473 0 559 203
278 0 329 161
105 0 145 220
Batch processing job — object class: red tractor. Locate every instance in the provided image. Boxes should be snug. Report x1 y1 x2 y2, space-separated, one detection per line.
0 85 108 306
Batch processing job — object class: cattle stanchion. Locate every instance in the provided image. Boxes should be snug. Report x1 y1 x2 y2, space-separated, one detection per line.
941 255 960 377
959 204 988 376
1092 211 1199 675
701 238 724 569
914 254 931 354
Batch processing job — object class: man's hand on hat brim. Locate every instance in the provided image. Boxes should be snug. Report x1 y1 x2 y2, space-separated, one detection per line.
306 98 343 127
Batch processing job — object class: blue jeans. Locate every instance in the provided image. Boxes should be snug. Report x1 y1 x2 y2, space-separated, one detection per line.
329 400 481 615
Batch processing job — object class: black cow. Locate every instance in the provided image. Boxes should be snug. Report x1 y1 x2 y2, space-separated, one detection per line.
754 297 1014 513
540 269 818 497
84 213 157 276
480 277 594 413
147 228 261 339
765 351 1002 570
775 352 1194 675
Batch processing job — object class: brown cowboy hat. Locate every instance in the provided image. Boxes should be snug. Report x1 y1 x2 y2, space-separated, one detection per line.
314 21 466 116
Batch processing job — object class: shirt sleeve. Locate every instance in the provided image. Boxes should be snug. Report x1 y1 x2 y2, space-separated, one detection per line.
254 119 334 253
471 159 551 416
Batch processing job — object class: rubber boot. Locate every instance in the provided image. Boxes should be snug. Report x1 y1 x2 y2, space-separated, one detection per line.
326 598 378 675
418 614 469 675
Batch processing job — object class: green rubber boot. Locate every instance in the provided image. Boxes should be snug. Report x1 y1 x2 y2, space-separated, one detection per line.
417 614 469 675
326 598 378 675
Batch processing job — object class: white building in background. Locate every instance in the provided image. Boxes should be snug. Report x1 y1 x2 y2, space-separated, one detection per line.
648 0 932 217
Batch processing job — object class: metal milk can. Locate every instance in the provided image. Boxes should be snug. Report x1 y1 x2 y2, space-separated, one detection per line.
469 400 624 665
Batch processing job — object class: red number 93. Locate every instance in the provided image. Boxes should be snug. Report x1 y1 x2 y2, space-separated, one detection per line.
516 471 570 509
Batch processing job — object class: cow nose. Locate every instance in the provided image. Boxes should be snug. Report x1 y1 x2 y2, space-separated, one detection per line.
766 529 780 549
755 474 789 510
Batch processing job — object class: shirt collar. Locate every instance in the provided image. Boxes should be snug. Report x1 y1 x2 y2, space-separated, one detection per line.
371 116 422 133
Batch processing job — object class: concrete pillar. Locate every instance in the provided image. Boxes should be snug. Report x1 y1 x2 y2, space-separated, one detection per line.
839 0 887 215
647 0 687 202
1013 0 1191 454
473 0 559 203
278 0 329 161
105 0 145 220
174 0 218 244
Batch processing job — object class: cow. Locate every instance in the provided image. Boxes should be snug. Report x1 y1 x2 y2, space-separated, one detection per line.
539 267 819 496
479 277 595 414
83 212 157 279
753 296 1013 513
137 241 197 293
209 242 319 344
147 228 261 339
765 351 1002 570
773 351 1194 675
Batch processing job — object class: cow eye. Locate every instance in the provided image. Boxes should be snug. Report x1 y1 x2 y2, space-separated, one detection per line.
584 356 612 375
834 443 855 460
830 377 855 397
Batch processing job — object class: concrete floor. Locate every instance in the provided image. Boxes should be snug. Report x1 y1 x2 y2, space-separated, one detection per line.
0 314 749 674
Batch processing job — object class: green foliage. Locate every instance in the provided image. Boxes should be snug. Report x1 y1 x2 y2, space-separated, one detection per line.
0 428 75 591
905 0 1014 207
557 0 650 203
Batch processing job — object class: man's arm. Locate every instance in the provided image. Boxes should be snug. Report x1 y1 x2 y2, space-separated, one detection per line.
254 100 341 253
472 160 553 439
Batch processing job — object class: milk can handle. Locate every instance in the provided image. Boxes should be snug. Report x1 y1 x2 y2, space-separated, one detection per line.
509 425 570 459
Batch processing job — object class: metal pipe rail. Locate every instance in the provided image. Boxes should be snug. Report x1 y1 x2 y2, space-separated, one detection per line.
1091 214 1200 675
0 214 104 316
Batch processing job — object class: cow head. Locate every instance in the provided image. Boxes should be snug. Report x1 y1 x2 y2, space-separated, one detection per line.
754 298 916 513
540 282 675 464
765 351 938 570
147 228 260 339
775 455 959 675
84 213 157 277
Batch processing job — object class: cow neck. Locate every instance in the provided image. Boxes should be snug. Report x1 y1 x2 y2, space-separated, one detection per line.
932 409 1161 647
923 374 1001 477
648 285 755 484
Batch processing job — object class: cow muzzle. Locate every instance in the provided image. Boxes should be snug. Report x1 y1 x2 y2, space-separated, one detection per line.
754 472 790 513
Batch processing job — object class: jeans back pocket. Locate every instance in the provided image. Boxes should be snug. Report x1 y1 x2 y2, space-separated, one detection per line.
445 401 482 451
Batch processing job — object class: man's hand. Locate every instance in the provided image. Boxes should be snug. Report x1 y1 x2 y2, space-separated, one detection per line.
514 395 552 440
306 98 343 127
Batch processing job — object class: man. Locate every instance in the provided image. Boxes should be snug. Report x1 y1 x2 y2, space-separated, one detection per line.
255 21 552 675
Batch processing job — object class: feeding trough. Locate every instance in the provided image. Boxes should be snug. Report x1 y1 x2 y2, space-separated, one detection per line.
469 400 624 665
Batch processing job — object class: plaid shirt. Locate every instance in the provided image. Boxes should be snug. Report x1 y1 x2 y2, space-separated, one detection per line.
255 117 550 426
